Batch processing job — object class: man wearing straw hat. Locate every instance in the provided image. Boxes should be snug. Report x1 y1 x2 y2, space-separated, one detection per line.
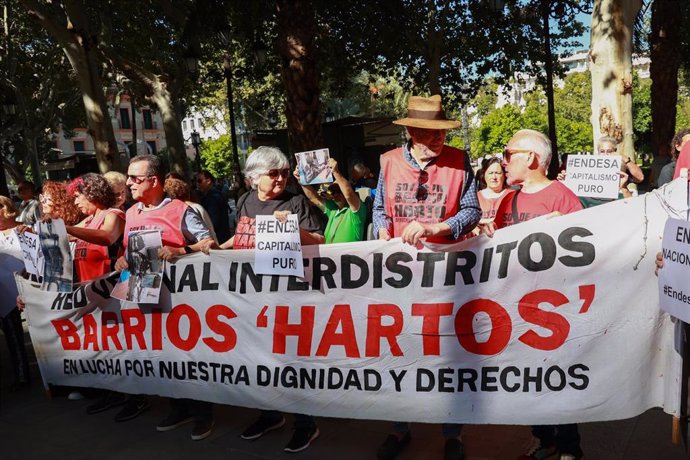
372 95 480 460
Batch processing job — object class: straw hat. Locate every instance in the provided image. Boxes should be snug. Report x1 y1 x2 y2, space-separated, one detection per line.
393 95 460 129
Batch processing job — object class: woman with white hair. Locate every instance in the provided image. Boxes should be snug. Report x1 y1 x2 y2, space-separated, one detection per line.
220 146 324 250
220 147 323 453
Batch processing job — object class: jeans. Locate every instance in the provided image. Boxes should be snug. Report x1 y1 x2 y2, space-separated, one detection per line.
261 410 316 430
170 398 213 422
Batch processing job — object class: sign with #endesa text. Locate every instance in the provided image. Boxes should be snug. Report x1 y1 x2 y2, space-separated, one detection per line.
658 217 690 322
254 214 304 277
13 178 690 426
565 154 622 199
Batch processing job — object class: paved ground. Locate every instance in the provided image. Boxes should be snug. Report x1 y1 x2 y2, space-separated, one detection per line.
1 323 687 459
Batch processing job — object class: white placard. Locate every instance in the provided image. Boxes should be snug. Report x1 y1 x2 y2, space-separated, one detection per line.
658 218 690 322
16 230 44 276
564 154 622 199
254 214 304 276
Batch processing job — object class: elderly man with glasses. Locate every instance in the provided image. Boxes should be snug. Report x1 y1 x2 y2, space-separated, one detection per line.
372 95 481 460
482 129 584 460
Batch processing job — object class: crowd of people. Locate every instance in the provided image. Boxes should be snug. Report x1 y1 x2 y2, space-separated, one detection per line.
1 93 686 460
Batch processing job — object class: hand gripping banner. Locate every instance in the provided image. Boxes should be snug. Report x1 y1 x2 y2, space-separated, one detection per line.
16 179 688 425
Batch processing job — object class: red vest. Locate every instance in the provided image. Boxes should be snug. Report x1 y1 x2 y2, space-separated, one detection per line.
381 146 467 244
124 199 187 249
74 208 125 282
478 189 508 221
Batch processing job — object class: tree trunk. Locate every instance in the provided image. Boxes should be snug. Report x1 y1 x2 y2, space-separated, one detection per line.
589 0 643 159
150 81 189 178
276 0 323 152
650 0 682 160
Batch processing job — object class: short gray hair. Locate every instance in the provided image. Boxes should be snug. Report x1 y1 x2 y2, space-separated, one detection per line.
513 129 552 170
244 146 290 188
597 136 618 152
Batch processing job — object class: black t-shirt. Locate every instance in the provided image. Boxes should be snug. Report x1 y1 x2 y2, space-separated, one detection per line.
233 190 323 249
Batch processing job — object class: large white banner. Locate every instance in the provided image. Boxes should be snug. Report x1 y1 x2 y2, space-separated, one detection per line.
16 179 689 425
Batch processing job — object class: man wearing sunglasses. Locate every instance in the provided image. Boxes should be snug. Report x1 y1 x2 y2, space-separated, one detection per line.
482 130 584 460
114 154 218 441
373 95 480 460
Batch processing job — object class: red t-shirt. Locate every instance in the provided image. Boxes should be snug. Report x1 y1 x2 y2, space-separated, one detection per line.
494 181 583 228
478 189 508 221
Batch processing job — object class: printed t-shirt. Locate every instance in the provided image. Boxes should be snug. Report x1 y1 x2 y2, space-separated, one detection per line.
233 190 323 249
478 189 508 221
494 180 583 228
323 199 366 244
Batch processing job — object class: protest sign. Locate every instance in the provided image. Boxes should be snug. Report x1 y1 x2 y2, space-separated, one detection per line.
38 219 72 293
14 178 688 426
659 218 690 322
564 154 622 199
111 230 163 303
16 230 43 276
254 214 304 276
296 148 333 185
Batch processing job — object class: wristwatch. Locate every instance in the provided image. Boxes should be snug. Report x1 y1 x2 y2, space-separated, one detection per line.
183 245 193 254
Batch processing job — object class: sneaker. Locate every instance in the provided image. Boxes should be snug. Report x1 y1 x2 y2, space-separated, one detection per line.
87 392 127 415
240 415 286 440
68 391 85 400
518 437 557 460
156 412 194 431
444 438 465 460
377 432 411 460
114 397 150 422
191 419 215 441
560 454 584 460
284 426 320 453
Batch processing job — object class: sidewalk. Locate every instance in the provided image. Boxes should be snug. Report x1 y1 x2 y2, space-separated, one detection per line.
0 330 686 459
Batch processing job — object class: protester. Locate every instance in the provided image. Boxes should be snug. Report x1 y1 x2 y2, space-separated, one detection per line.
196 170 230 244
372 94 481 460
66 173 125 282
103 170 129 210
297 158 366 243
657 128 690 187
477 157 509 222
165 173 218 243
481 129 584 460
16 180 41 225
597 136 644 184
221 146 323 453
0 196 31 391
351 161 378 199
114 154 217 440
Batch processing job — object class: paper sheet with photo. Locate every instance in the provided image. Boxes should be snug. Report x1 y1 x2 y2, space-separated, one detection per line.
111 229 163 304
295 148 333 185
16 230 44 277
38 219 72 293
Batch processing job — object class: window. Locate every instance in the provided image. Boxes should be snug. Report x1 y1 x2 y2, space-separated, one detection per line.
197 118 203 128
182 120 188 131
120 108 131 129
146 141 157 155
190 119 195 129
73 140 86 153
143 109 153 129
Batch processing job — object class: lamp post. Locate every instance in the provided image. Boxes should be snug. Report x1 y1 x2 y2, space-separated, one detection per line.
218 27 243 186
268 110 278 130
191 129 201 171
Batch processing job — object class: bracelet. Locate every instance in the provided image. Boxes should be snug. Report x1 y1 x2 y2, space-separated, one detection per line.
624 158 631 164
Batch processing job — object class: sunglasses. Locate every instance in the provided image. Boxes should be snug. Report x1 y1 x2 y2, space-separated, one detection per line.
127 174 153 184
503 148 532 161
266 169 290 179
416 170 429 202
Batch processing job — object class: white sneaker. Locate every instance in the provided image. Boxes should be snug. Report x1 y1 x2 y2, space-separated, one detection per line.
68 391 85 400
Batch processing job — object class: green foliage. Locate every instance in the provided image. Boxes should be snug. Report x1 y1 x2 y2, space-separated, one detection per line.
632 72 652 154
199 134 235 180
472 104 524 156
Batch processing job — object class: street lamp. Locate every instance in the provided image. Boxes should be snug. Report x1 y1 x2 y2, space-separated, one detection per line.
191 129 202 171
324 108 335 123
268 110 278 129
218 27 243 186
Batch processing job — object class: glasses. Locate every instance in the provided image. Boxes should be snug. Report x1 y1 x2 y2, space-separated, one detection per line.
416 170 429 202
266 169 290 179
503 148 532 162
127 174 153 184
